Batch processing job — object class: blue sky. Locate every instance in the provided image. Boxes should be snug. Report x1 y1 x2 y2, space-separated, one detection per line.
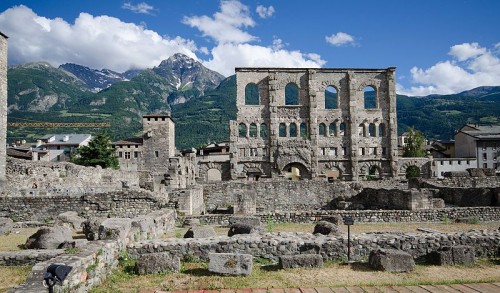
0 0 499 96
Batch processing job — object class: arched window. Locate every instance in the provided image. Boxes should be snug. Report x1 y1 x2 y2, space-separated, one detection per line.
339 122 346 136
238 123 247 138
300 123 308 138
319 123 326 136
289 123 297 137
285 83 299 105
369 123 376 137
358 124 366 137
364 86 377 109
379 123 386 137
249 123 258 137
329 123 336 136
260 123 268 138
325 85 338 109
245 83 259 105
279 123 287 137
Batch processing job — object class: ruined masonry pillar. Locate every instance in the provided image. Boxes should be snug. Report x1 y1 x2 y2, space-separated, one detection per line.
0 32 8 181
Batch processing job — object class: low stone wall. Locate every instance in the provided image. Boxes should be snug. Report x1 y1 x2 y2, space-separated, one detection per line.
127 229 500 262
0 189 170 221
0 249 65 266
10 240 120 293
185 207 500 226
202 181 359 213
3 157 140 193
415 179 499 207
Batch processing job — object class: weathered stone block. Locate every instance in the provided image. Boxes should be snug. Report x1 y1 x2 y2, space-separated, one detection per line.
0 217 14 235
183 218 200 227
228 223 257 237
56 211 84 230
25 225 73 249
135 253 180 275
428 246 475 266
184 226 217 238
313 221 341 236
82 217 106 241
279 254 323 269
208 253 253 276
98 218 132 243
368 249 415 272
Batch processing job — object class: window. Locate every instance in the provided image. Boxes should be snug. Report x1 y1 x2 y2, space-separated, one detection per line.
339 123 346 136
319 123 326 136
285 83 299 105
483 163 488 168
118 151 123 158
239 148 245 157
364 86 377 109
482 153 487 160
239 123 247 138
245 83 259 105
358 124 366 137
249 123 258 137
382 147 387 155
289 123 297 137
325 85 337 109
359 147 365 156
279 123 287 137
369 123 376 137
125 152 131 159
155 151 159 158
260 123 268 139
379 123 386 137
329 123 336 136
134 152 139 158
300 123 308 138
329 147 337 156
342 147 347 156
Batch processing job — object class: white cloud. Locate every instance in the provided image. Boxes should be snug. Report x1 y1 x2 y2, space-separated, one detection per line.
256 5 275 19
182 0 256 44
325 32 355 46
449 42 486 61
398 43 500 96
122 2 155 15
0 5 198 72
202 43 326 76
271 37 285 51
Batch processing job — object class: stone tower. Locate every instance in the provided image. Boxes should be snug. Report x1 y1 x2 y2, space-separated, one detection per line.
140 113 176 171
229 67 398 181
0 32 7 181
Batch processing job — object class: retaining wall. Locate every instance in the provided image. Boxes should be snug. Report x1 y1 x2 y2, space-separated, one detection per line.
0 189 169 222
128 229 500 262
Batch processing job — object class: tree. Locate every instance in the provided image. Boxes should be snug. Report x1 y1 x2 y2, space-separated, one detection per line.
403 128 426 157
71 131 119 169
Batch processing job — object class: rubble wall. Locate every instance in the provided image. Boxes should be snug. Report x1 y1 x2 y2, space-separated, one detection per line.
0 190 169 221
128 229 500 262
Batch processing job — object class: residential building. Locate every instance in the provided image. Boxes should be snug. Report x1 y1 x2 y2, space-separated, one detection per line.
455 124 500 170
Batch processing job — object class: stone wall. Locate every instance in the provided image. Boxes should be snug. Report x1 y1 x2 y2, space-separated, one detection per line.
3 157 140 193
128 229 500 262
185 207 500 225
203 180 359 213
170 186 204 215
0 190 169 221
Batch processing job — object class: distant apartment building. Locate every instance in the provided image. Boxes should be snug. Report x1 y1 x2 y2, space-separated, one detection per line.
32 134 92 162
455 124 500 170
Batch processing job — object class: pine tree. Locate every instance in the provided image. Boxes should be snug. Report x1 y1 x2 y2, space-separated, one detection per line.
71 131 119 169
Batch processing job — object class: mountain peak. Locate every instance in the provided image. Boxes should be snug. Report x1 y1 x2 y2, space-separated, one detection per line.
59 63 127 92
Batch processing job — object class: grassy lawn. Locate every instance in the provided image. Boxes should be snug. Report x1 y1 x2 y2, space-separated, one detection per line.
0 266 32 293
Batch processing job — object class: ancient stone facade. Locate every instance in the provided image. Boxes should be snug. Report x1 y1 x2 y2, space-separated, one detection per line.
0 32 7 181
229 68 398 181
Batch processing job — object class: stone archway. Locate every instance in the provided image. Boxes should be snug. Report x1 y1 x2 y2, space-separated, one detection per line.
206 168 222 181
282 162 311 180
